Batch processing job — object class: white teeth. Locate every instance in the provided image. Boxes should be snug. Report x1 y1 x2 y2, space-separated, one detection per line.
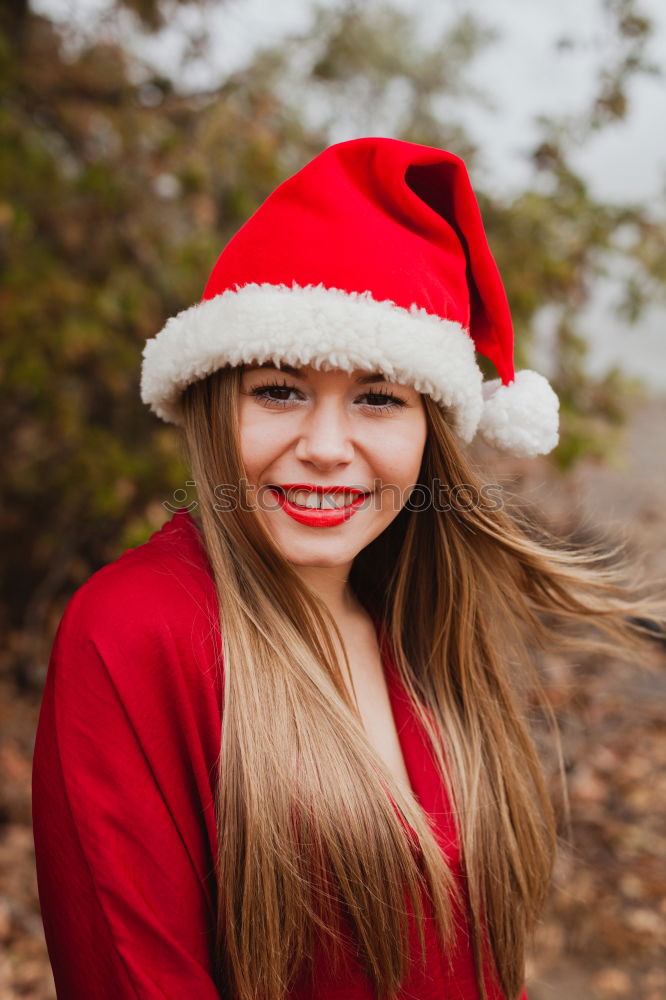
286 489 317 508
285 489 357 509
320 493 346 509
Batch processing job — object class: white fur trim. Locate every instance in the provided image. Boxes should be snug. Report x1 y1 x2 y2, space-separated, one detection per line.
140 282 485 441
476 369 560 457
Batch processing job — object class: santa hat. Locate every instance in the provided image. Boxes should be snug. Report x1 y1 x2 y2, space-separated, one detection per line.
140 136 559 458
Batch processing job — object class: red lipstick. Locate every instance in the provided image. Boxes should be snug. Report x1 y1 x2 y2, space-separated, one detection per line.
266 485 371 528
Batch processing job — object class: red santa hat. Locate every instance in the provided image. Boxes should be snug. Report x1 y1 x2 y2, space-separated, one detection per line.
140 136 559 458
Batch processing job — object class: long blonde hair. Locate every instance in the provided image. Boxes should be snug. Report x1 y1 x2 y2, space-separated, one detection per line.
179 364 664 1000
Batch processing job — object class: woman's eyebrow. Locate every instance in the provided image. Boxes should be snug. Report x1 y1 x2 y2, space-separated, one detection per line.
246 362 392 384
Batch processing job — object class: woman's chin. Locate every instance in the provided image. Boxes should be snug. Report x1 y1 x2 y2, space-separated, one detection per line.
265 522 363 563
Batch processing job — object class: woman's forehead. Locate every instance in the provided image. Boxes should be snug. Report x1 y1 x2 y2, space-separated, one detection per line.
241 361 409 386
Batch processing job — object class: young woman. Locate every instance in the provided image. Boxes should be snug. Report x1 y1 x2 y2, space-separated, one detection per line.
32 137 664 1000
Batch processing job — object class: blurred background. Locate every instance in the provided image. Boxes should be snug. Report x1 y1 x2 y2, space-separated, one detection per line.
1 0 665 996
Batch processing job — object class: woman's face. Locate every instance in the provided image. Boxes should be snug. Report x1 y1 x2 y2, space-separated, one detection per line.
238 362 427 571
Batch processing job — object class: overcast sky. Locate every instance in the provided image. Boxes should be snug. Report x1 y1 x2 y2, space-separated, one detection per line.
32 0 666 390
37 0 666 198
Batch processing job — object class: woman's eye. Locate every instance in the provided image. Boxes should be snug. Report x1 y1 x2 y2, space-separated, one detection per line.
252 385 296 403
360 392 407 412
249 384 301 406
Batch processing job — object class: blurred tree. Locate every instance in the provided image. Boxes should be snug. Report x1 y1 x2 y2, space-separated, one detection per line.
1 0 664 686
519 0 666 467
1 0 320 685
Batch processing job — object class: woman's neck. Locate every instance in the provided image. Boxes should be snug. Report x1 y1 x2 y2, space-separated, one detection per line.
291 563 366 625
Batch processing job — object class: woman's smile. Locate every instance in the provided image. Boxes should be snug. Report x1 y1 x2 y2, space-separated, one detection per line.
267 485 371 528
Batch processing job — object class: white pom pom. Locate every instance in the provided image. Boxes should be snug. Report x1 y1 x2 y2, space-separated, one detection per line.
476 369 560 458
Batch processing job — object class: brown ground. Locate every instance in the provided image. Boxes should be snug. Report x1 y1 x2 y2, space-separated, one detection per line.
1 396 664 999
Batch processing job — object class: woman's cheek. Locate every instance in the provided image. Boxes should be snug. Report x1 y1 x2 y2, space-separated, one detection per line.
381 442 426 487
239 411 280 465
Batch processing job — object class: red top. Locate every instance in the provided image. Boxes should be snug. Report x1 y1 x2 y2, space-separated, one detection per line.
32 509 529 999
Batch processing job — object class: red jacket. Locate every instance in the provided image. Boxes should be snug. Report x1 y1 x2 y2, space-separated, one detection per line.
32 509 529 999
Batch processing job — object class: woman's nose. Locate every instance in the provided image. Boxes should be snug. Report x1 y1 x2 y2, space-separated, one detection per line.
293 397 356 467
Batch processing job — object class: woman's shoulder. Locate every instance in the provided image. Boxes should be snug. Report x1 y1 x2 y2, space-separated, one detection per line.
68 508 213 618
53 510 222 692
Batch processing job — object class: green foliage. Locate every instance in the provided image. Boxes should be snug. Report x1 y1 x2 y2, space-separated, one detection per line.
1 3 311 659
